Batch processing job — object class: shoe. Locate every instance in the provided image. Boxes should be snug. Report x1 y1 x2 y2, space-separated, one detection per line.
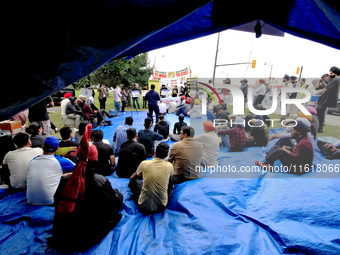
55 128 60 133
255 160 273 171
318 129 324 133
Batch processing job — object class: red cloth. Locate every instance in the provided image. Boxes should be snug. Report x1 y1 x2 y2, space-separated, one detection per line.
57 124 98 213
12 112 27 126
64 93 72 98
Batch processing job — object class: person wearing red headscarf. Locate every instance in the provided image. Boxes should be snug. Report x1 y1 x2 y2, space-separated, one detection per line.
48 124 123 251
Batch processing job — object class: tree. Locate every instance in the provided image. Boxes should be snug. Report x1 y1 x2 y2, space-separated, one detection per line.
73 53 152 89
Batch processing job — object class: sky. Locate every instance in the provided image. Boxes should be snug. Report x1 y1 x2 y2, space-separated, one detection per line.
147 29 340 82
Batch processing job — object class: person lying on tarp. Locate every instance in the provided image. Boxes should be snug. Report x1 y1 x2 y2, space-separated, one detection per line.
48 124 123 251
255 121 314 174
317 139 340 160
128 143 174 214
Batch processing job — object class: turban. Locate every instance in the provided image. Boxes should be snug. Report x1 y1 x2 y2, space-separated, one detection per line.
298 111 313 122
203 121 216 132
330 66 340 76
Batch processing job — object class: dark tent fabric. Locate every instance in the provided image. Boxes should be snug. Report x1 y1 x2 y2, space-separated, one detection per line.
2 0 340 120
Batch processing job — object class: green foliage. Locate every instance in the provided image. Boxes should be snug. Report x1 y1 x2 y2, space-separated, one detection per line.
72 53 152 89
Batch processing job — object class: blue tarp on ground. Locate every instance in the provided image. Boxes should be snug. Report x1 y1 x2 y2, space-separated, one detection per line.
0 112 340 254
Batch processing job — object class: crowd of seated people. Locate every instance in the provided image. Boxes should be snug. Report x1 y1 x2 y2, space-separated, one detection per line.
2 79 338 252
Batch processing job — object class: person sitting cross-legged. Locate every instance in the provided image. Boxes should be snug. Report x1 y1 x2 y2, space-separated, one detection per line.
2 133 43 191
55 126 79 162
116 128 146 178
27 136 75 205
217 117 246 152
255 121 314 174
90 129 115 176
168 126 203 183
128 143 174 214
137 118 164 158
194 121 219 166
112 116 133 155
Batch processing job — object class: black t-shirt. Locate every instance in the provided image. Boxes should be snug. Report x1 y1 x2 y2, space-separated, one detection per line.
93 141 114 176
172 89 178 97
116 140 146 178
173 121 187 134
154 121 169 139
28 96 52 121
250 121 269 147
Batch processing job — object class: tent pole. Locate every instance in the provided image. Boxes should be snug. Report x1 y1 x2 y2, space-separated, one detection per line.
212 32 220 88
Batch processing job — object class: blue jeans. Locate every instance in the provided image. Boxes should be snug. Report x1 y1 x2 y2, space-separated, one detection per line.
133 97 140 109
206 110 216 122
114 101 120 116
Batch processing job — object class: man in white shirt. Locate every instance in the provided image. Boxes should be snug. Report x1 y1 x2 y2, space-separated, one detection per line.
113 84 122 117
194 121 219 166
158 100 167 115
27 136 74 205
60 93 72 116
2 133 43 190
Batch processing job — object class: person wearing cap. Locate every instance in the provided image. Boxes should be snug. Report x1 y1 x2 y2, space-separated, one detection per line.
255 121 314 174
218 117 246 152
27 136 75 205
168 126 203 183
187 98 202 119
169 114 187 142
61 93 72 116
314 66 340 132
194 121 219 166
